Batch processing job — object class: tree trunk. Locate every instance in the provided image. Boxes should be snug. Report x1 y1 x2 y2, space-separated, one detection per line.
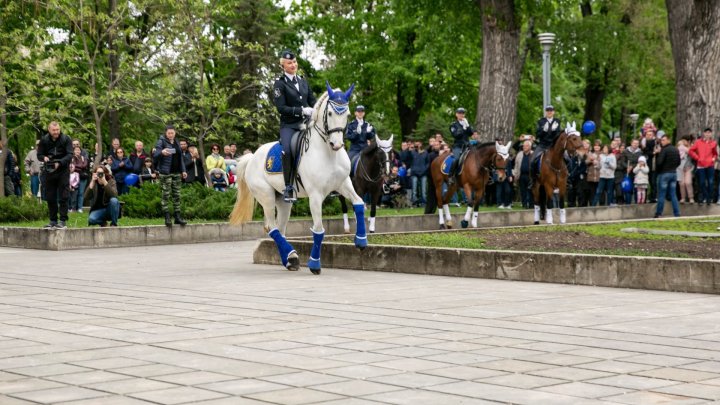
583 67 607 131
396 79 423 140
108 0 121 140
475 0 521 143
666 0 720 138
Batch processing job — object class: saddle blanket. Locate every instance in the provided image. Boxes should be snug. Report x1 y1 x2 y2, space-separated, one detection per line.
440 154 455 176
265 143 283 174
351 154 361 177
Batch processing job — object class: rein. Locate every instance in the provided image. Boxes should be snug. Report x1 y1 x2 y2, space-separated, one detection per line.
356 148 388 183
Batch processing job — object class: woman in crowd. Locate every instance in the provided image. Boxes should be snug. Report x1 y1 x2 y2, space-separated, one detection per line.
676 139 694 204
592 144 616 206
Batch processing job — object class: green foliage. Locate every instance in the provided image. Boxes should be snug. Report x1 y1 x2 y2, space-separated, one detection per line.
123 183 238 220
0 196 48 223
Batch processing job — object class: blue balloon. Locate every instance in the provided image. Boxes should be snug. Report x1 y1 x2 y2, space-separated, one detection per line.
582 120 596 134
621 176 633 193
398 166 407 177
125 173 139 186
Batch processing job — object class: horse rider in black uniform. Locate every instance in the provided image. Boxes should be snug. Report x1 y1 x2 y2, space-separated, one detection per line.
528 105 562 189
345 105 376 162
447 107 474 185
273 49 317 203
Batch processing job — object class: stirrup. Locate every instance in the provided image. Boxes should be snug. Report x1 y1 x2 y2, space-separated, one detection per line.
283 186 297 203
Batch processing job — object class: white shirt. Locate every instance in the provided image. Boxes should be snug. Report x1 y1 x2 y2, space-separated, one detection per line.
284 73 299 91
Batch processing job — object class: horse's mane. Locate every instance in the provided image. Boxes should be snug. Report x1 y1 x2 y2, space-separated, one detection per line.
313 91 329 111
473 141 496 150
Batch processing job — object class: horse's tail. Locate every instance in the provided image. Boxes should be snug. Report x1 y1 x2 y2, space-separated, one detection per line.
229 154 254 225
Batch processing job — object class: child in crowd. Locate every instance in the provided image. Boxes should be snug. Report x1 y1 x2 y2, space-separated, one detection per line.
633 155 650 204
210 168 228 192
68 163 79 212
140 157 157 184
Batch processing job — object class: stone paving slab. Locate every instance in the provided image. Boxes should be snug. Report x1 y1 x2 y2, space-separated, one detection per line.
1 241 720 404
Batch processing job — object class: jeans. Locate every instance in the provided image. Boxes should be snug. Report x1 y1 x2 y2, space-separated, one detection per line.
411 175 427 205
495 179 512 206
519 175 532 208
655 172 680 217
696 167 714 203
592 178 615 206
30 174 40 197
117 181 129 195
75 178 87 210
88 197 120 226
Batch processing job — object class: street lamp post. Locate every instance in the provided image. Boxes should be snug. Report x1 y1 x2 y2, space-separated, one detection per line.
629 113 639 143
538 33 556 110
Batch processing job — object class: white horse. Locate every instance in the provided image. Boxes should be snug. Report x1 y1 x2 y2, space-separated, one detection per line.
230 83 367 275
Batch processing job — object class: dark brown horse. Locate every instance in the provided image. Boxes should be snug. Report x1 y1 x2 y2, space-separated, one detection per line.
430 141 511 229
339 135 393 233
532 126 583 225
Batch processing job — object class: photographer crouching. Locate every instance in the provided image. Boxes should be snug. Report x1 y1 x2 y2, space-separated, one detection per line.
37 122 73 229
84 166 120 227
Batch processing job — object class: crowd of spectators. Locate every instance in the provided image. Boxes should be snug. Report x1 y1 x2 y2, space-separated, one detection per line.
4 116 720 227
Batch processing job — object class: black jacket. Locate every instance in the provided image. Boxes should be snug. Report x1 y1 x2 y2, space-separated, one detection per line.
152 136 186 175
536 117 562 149
346 120 376 155
655 144 680 174
450 121 474 149
37 132 73 172
273 74 317 129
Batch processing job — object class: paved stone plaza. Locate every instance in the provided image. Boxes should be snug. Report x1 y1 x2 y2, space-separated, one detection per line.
1 241 720 404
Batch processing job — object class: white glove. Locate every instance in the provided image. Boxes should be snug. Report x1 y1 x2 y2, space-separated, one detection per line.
543 122 550 132
302 107 314 117
356 125 362 134
460 119 469 129
367 124 373 133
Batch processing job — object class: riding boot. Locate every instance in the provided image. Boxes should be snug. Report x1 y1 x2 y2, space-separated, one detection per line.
447 160 457 186
164 212 172 227
174 212 187 226
282 153 296 203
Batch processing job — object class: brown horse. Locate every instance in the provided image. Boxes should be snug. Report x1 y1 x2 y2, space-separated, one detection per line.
430 141 511 229
532 126 583 225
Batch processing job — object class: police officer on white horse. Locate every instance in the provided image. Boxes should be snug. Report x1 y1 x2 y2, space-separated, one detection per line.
528 105 562 189
345 105 376 162
273 49 317 203
447 107 474 185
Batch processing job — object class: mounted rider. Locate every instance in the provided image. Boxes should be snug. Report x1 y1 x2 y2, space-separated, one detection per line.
447 107 475 185
345 105 376 162
273 49 317 203
528 105 562 189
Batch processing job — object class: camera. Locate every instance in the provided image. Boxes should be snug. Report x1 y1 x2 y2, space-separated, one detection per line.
97 172 105 179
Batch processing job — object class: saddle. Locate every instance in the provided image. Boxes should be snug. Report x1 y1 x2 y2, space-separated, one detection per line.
440 148 470 177
265 130 305 175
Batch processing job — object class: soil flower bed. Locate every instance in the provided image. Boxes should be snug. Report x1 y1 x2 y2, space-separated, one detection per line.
349 217 720 259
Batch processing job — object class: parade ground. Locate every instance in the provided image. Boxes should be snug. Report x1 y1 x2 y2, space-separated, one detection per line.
2 241 720 404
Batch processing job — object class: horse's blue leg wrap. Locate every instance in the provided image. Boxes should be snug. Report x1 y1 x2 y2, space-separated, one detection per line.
308 230 324 270
353 203 368 248
269 228 295 267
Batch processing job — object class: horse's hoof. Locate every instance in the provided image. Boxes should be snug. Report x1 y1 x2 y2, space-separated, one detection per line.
310 268 321 275
460 220 469 229
439 224 446 230
534 221 540 225
343 229 351 234
354 236 368 250
370 230 375 234
287 256 300 271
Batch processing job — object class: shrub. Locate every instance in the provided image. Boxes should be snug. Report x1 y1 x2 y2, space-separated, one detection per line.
0 196 48 223
123 183 237 220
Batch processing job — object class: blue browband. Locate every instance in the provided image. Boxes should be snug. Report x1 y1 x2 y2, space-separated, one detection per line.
329 100 348 115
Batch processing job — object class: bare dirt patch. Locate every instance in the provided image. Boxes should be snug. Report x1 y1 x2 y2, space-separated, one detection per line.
480 230 720 259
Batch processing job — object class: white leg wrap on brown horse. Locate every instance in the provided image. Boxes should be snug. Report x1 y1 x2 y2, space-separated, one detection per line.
471 211 479 228
546 208 554 225
560 208 566 224
534 205 540 222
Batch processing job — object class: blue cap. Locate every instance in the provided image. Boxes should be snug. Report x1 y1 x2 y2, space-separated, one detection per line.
355 105 365 111
456 107 466 113
280 49 295 60
545 105 555 111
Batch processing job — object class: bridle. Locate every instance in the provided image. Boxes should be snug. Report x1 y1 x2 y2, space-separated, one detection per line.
313 99 348 144
357 146 390 183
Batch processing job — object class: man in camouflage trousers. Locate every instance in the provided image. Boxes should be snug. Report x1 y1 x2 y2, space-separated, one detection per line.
152 126 188 227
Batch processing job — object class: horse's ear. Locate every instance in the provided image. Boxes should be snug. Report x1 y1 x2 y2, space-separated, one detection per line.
374 134 380 145
344 83 355 102
388 134 394 145
326 81 335 99
505 141 512 150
